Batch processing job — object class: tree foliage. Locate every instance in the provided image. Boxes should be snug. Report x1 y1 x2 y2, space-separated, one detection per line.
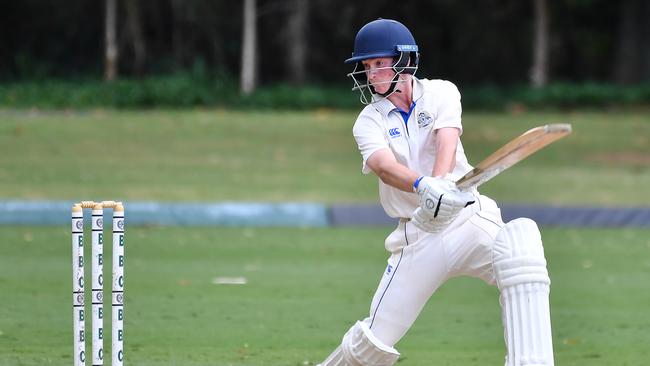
0 0 647 86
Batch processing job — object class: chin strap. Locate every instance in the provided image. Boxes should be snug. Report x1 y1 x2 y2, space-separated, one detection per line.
370 73 402 98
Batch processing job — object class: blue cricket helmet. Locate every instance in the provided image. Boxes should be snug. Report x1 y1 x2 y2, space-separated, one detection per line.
345 19 420 104
345 18 419 66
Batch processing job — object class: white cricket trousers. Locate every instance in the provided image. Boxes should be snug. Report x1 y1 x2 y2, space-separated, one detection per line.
365 194 504 346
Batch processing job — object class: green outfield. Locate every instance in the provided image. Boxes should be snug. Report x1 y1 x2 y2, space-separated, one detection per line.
1 109 649 365
1 226 649 365
0 109 648 205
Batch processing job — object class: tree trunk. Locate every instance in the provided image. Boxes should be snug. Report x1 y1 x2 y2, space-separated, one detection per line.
613 0 640 84
104 0 118 81
171 0 185 68
530 0 549 88
125 0 146 75
640 1 650 81
199 2 225 73
240 0 257 95
287 0 308 85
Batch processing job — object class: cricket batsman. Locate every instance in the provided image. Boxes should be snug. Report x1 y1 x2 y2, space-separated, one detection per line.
317 19 554 365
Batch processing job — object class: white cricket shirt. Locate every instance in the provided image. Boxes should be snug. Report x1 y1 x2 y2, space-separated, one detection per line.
353 77 474 218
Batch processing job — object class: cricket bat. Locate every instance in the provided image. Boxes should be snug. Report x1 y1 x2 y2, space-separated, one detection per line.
456 123 572 191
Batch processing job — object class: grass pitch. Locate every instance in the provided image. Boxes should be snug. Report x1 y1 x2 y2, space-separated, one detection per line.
1 226 649 365
1 108 648 365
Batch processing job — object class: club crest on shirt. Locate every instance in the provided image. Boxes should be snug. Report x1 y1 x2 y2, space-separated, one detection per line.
417 111 433 128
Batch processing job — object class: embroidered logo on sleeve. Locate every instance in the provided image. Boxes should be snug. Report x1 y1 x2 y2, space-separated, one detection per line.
417 111 433 128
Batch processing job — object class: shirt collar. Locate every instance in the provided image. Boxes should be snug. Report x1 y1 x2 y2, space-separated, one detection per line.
371 76 424 117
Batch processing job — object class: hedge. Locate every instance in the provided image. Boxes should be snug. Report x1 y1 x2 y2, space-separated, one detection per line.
1 75 648 110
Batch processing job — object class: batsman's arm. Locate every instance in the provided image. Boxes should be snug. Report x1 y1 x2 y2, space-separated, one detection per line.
432 127 460 177
366 149 420 193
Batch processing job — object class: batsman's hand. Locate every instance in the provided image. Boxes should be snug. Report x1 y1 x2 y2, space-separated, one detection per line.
411 176 476 233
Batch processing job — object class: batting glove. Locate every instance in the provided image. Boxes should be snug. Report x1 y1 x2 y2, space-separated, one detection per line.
411 176 476 233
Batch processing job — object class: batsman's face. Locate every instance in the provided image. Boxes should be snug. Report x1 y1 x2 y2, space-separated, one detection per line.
362 57 395 94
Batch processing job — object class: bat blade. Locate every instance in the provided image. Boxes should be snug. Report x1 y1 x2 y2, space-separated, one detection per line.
456 123 572 191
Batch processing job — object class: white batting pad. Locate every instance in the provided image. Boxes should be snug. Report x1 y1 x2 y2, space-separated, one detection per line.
318 321 400 366
494 218 554 366
317 345 345 366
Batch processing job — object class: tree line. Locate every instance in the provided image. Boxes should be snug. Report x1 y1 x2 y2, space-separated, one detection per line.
1 0 649 93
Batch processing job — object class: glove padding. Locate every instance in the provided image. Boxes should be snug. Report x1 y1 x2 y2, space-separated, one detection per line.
412 176 476 233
